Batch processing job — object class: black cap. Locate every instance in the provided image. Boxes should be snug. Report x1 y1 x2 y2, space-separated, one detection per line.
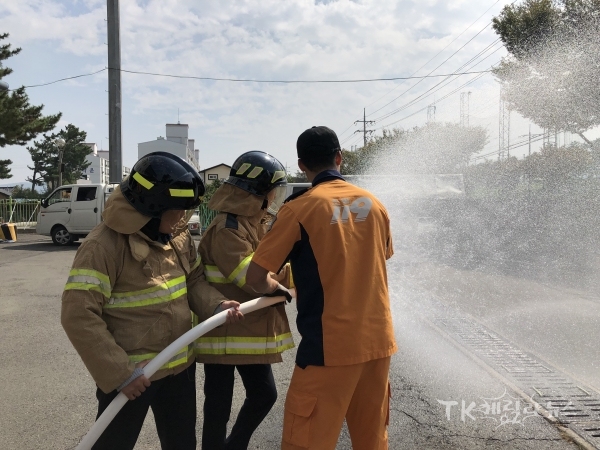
296 126 340 160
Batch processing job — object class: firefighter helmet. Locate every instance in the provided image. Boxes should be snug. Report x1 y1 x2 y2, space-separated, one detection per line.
121 151 205 218
226 151 287 215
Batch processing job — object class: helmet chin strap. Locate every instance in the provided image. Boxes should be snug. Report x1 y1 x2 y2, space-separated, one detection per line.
261 198 269 210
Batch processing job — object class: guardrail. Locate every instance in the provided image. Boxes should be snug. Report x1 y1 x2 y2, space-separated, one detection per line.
0 199 41 229
0 199 217 231
198 203 218 231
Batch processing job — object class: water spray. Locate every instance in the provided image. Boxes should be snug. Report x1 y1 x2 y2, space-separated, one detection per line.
75 291 294 450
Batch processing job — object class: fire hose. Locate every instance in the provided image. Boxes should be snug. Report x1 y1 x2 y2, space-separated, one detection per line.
75 291 295 450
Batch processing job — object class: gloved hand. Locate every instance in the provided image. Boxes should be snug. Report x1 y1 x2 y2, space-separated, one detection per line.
265 283 292 303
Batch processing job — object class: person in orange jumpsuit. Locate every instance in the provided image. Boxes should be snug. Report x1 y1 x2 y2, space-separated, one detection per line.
246 126 396 450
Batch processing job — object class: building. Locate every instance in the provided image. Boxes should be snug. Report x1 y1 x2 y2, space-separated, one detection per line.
198 164 231 185
138 124 200 172
81 143 131 185
0 187 12 200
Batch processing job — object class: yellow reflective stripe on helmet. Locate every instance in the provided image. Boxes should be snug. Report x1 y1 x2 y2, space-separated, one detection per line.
169 188 195 197
194 333 294 355
271 170 286 183
247 167 263 179
129 346 193 370
205 265 228 283
236 163 251 175
133 172 154 190
227 253 253 288
105 276 187 309
64 268 112 298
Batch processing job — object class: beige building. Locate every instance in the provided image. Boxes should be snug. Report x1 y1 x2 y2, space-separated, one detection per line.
198 164 231 185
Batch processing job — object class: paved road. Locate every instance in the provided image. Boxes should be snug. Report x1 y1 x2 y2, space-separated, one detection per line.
0 235 585 449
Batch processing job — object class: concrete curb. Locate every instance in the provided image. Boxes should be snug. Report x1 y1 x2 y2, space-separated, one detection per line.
17 228 37 234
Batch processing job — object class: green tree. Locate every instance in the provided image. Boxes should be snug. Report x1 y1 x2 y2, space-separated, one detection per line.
286 170 308 182
9 185 43 199
28 124 91 190
0 33 61 179
0 159 11 178
525 142 592 189
492 0 600 144
362 123 488 174
202 178 222 202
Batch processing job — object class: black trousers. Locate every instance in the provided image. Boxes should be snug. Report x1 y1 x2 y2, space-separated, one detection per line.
92 364 196 450
202 363 277 450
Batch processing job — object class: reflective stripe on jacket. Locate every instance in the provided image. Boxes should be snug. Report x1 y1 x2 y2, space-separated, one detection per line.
195 183 294 365
61 187 226 393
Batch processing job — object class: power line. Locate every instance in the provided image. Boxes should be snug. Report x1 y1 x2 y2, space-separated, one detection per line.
372 47 502 129
471 134 546 161
376 70 490 130
364 0 517 123
367 27 500 119
12 67 493 91
117 68 491 84
339 0 510 143
364 0 504 110
7 68 107 90
372 41 502 123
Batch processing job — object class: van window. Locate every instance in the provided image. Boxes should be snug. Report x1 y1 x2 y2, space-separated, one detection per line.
292 186 307 195
48 187 72 205
76 187 97 201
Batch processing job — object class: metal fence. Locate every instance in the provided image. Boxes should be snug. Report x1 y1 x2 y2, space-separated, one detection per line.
0 199 41 228
198 202 218 231
0 199 216 231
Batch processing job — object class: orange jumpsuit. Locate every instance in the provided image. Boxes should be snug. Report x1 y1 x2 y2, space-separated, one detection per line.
252 170 396 450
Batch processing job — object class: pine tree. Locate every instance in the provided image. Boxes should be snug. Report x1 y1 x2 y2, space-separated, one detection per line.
28 125 92 190
0 33 61 179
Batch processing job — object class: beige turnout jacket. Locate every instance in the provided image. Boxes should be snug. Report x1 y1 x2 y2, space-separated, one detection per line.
61 186 227 393
195 183 294 365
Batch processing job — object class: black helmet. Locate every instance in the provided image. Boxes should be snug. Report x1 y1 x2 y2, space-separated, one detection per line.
226 151 287 196
121 151 205 218
226 151 287 215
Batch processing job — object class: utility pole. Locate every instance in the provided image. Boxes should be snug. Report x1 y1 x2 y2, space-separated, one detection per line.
460 92 471 127
427 104 436 123
107 0 123 184
499 91 510 160
354 108 375 148
56 139 66 187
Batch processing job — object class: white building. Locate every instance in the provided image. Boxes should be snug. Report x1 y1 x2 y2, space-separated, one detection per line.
81 143 131 185
138 124 200 172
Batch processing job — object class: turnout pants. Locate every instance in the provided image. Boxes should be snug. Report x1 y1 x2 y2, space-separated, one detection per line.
282 356 391 450
202 363 277 450
92 364 196 450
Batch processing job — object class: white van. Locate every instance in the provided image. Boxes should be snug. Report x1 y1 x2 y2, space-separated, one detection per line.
36 183 117 246
286 182 311 199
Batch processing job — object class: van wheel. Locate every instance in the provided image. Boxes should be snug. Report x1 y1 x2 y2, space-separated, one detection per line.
51 226 74 246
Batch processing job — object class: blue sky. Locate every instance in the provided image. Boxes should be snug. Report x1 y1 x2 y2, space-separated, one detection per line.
3 0 590 185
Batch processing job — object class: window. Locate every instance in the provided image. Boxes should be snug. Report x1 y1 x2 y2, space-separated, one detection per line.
208 174 218 180
48 188 72 205
76 187 97 201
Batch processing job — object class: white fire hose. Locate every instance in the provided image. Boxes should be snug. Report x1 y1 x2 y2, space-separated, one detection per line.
75 291 294 450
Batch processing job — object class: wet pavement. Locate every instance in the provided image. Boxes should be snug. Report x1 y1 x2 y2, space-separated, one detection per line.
0 235 590 448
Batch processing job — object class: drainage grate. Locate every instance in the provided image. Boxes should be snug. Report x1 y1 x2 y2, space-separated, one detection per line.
434 316 600 448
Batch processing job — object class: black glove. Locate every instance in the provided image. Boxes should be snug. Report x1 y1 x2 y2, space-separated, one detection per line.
265 283 292 303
